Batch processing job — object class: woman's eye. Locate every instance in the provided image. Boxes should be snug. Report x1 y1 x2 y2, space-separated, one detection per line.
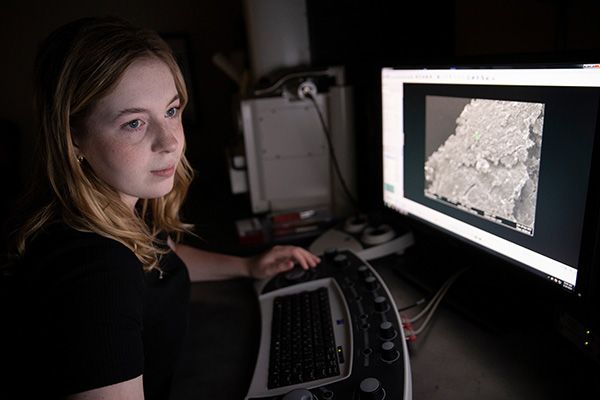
126 119 143 130
166 107 179 117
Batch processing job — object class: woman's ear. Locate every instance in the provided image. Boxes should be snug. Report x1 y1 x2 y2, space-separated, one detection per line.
72 141 82 159
72 137 85 164
71 128 83 156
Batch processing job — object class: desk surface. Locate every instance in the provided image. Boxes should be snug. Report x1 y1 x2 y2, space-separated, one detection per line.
170 254 600 400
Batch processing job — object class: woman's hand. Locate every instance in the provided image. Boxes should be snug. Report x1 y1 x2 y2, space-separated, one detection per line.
247 245 321 280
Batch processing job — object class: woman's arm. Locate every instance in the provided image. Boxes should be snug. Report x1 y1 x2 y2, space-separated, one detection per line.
65 375 144 400
169 239 321 282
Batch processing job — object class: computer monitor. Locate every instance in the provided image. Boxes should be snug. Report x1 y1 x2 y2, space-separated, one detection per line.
381 62 600 303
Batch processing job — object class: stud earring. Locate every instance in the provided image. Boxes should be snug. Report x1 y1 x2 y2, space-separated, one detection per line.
77 156 84 164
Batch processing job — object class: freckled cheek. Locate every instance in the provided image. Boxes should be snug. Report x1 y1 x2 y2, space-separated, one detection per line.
175 123 185 140
174 126 186 156
95 145 145 179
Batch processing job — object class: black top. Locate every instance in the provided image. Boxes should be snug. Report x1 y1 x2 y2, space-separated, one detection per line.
1 224 190 399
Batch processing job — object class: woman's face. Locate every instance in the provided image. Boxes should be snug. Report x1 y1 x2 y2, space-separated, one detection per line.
74 57 184 211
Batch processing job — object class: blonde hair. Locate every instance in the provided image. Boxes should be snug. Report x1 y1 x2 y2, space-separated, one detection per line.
6 17 194 271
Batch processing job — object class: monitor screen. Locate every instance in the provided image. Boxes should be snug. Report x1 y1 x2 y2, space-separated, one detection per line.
381 63 600 297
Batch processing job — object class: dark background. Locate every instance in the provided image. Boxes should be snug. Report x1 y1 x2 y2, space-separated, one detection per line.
2 0 600 249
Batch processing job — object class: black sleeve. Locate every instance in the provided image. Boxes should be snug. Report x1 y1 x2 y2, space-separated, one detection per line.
24 228 146 396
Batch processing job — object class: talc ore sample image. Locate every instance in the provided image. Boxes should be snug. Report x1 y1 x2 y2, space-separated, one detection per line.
424 97 545 233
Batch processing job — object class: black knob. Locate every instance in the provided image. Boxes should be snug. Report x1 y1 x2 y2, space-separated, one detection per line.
284 265 307 282
357 265 370 279
324 248 338 261
333 254 350 269
364 276 378 290
381 341 399 363
282 388 314 400
359 377 385 400
379 321 397 340
374 296 389 313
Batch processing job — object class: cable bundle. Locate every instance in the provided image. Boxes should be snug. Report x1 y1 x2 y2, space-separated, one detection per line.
400 266 469 341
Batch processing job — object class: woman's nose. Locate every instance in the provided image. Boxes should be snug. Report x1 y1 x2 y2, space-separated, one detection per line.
151 122 179 153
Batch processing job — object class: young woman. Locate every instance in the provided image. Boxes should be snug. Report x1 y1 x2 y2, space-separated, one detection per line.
1 17 320 399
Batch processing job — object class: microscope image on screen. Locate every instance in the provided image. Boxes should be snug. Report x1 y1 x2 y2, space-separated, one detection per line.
424 96 545 236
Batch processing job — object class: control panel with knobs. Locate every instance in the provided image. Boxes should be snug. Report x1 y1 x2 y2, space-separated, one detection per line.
249 249 412 400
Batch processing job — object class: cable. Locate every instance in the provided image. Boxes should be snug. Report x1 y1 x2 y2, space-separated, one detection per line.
406 267 465 323
397 296 428 313
304 91 360 213
253 70 330 97
401 266 469 340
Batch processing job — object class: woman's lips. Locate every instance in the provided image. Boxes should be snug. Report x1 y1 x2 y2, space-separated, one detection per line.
151 165 175 178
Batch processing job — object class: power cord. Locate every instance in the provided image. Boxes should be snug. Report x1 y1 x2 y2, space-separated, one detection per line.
400 266 470 341
304 90 360 213
397 296 429 313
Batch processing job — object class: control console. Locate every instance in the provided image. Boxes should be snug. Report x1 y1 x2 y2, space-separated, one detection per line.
245 249 412 400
